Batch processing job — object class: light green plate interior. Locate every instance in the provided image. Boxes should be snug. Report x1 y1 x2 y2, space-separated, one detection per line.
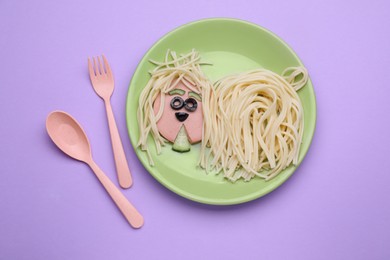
126 18 317 205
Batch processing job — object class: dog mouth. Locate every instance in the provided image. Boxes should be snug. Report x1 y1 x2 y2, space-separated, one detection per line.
175 112 189 122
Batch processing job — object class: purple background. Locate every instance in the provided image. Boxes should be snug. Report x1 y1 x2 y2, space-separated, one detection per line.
1 0 389 259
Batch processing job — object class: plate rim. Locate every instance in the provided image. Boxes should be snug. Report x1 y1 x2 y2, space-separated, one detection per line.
126 17 317 205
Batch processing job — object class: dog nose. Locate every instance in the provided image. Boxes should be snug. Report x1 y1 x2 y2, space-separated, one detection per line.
175 112 189 122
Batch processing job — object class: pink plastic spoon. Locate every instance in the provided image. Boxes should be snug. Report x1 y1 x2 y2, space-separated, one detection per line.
46 111 144 229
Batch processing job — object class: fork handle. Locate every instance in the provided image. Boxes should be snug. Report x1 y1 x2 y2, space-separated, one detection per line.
104 99 133 189
88 159 144 228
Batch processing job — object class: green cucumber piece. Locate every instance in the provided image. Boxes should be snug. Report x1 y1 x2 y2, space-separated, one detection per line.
172 125 191 152
188 91 202 101
168 89 185 96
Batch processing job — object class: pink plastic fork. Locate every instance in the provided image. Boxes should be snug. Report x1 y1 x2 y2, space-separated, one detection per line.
88 55 132 189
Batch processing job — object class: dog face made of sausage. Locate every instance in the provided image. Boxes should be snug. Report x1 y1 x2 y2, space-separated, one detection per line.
153 81 202 151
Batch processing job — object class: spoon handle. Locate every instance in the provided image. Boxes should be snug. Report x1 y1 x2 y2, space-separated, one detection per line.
104 100 133 189
88 160 144 228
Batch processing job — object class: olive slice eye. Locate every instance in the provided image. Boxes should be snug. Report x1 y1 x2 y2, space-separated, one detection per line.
184 98 198 112
170 96 185 110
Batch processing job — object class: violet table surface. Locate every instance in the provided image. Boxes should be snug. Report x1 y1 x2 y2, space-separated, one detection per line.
1 0 389 259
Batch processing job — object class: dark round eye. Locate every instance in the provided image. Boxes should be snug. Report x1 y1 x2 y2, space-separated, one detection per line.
170 96 185 110
184 98 198 112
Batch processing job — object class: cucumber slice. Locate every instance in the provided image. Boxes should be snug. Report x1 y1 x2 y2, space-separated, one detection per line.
168 89 185 96
188 91 202 101
172 125 191 152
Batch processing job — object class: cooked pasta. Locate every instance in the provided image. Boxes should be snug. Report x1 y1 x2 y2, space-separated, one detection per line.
137 49 308 182
137 50 212 165
200 67 308 181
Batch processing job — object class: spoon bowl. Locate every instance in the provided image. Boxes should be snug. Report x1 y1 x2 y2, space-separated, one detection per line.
46 111 92 162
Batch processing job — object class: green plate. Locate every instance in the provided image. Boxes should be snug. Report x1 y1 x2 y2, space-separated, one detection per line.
126 18 316 205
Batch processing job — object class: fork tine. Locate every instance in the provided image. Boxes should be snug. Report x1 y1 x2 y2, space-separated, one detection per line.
93 57 100 75
97 56 105 75
102 55 112 78
88 58 97 82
